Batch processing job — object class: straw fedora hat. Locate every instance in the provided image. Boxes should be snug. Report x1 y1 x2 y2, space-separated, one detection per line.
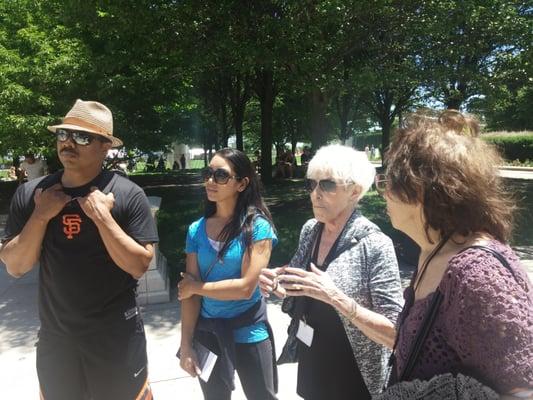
47 99 123 147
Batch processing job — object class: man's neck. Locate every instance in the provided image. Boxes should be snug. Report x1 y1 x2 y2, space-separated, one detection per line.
61 167 102 188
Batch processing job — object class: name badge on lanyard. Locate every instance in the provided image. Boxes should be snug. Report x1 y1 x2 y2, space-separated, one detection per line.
296 319 314 347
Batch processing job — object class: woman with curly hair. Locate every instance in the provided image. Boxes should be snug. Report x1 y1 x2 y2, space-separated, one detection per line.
368 110 532 397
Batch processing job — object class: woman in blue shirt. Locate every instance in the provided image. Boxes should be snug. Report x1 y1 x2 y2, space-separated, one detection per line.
178 148 278 400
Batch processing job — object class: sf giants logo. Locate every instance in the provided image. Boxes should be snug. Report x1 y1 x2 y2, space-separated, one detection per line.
62 214 82 239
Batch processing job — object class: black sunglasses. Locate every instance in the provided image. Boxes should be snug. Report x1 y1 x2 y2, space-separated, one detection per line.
305 178 341 193
56 128 108 146
202 167 240 184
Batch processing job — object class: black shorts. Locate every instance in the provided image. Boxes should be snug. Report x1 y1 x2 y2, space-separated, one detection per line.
37 318 152 400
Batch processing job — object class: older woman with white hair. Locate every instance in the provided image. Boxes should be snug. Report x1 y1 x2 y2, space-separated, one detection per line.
260 144 403 399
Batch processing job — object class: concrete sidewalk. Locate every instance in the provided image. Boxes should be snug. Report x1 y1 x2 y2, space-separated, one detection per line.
0 265 301 399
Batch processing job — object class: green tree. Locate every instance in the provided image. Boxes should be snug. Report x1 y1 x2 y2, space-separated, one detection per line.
470 47 533 130
0 0 92 155
420 0 530 109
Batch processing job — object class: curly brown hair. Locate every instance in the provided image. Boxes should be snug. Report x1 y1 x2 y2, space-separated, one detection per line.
385 109 515 243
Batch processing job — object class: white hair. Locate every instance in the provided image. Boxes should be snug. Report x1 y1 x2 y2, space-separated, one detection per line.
307 144 376 200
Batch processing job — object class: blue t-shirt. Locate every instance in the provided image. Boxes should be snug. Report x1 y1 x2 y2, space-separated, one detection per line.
186 215 277 343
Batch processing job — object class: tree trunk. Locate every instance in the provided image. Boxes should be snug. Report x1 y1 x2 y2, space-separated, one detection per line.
229 74 251 152
235 114 244 151
220 101 229 148
380 116 392 166
254 69 276 184
310 88 328 152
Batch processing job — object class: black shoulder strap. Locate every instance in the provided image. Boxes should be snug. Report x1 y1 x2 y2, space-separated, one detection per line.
399 290 443 381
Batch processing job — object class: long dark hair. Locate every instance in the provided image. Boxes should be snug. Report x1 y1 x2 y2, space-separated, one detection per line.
205 148 275 258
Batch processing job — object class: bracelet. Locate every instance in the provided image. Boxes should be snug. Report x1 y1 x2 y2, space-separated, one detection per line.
347 299 358 321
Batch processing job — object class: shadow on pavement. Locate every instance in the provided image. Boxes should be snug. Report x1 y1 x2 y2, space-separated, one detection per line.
0 266 40 353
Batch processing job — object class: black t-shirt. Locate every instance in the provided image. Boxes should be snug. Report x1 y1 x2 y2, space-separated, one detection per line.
3 170 159 336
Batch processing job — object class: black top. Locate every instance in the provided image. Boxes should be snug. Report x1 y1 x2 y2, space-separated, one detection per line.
3 170 159 336
296 225 371 400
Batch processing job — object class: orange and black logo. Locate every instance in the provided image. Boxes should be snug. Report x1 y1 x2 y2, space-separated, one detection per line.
62 214 82 239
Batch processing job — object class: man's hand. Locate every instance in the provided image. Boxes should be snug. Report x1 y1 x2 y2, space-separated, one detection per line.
179 345 201 377
178 272 199 300
77 187 114 222
33 183 71 222
278 264 341 305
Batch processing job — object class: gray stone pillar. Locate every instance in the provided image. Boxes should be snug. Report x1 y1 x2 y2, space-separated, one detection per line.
136 196 170 304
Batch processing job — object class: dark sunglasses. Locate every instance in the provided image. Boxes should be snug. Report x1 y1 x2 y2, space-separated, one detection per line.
374 174 388 195
202 167 240 184
56 128 108 146
305 178 341 193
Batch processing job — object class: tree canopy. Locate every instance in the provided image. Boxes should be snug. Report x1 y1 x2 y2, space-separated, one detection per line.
1 0 531 176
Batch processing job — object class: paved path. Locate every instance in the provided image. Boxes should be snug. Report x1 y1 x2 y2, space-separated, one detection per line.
0 265 300 399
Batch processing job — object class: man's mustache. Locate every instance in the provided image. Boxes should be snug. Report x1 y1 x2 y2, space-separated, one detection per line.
60 148 78 156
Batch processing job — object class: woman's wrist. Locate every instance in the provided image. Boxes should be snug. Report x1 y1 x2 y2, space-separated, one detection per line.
347 299 359 321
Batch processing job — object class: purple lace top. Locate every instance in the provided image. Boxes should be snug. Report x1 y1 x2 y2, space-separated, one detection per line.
396 240 533 393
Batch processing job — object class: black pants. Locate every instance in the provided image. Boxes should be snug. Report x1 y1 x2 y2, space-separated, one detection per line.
198 333 277 400
36 320 150 400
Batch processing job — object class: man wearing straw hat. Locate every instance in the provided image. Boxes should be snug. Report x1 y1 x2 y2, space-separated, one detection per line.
0 100 158 400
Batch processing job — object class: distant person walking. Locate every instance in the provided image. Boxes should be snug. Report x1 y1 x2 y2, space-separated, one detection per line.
0 99 158 400
364 144 370 159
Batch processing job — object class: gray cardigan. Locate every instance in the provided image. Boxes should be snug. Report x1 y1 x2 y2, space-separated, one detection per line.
288 210 403 396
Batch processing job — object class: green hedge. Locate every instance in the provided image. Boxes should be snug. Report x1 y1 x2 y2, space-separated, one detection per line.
481 133 533 162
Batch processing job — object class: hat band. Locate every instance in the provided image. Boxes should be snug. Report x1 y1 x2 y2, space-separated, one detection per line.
62 116 112 137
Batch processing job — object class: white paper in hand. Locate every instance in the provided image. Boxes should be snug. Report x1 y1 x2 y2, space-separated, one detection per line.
193 340 218 382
